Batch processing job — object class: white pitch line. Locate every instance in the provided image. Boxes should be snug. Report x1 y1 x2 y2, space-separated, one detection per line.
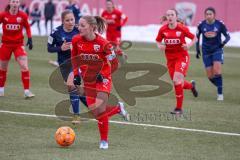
0 110 240 137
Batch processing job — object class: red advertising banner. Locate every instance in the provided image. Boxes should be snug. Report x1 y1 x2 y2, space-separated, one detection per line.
1 0 239 31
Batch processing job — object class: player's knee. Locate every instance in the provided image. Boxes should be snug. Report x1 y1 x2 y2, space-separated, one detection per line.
0 65 8 71
68 85 78 94
213 69 221 75
0 61 9 70
20 64 29 71
173 73 184 85
173 79 183 86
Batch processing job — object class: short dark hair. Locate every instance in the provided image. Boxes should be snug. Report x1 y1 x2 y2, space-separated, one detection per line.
205 7 216 14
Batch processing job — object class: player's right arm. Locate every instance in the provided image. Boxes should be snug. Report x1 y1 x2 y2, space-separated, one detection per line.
71 36 80 77
0 12 4 24
71 36 82 85
155 27 166 51
47 30 61 53
196 22 202 58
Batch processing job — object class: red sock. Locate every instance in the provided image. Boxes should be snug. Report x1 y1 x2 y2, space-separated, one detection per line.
174 84 184 110
21 71 30 90
98 115 109 141
0 69 7 87
106 105 120 118
97 105 120 120
183 80 192 90
110 58 119 74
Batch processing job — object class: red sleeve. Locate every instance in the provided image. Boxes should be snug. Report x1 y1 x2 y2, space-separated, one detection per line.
101 11 106 18
23 13 32 38
103 40 119 73
156 27 164 42
119 11 128 26
110 58 119 73
71 36 80 76
182 25 195 40
0 12 4 24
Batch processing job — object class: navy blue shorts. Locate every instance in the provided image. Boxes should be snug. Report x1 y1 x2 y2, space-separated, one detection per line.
202 49 224 68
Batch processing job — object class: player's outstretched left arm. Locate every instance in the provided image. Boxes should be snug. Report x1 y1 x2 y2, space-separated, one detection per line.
220 21 230 48
195 23 202 59
121 13 128 27
105 44 118 74
23 14 33 50
181 26 197 50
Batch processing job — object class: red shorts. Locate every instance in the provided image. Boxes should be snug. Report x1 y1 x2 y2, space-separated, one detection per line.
0 43 27 61
84 76 112 106
167 54 190 80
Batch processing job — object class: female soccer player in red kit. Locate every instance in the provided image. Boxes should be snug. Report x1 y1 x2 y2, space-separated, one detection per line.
71 15 129 149
0 0 34 98
156 9 198 114
101 0 128 46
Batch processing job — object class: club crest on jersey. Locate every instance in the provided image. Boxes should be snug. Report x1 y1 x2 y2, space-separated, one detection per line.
94 44 101 52
112 14 117 19
16 17 22 23
176 31 182 37
102 78 109 86
214 27 218 32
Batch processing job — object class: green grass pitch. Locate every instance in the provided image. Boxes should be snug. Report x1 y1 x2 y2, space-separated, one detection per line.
0 36 240 160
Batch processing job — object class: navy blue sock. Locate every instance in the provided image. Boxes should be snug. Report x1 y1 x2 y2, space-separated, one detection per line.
213 74 223 95
70 91 80 114
79 96 88 107
209 78 217 87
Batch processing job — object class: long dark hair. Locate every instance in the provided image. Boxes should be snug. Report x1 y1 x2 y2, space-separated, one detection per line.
5 4 10 11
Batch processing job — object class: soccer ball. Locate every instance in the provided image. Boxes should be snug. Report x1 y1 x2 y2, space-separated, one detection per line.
55 126 76 147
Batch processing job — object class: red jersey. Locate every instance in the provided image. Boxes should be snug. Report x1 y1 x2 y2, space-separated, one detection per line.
156 23 195 59
0 10 31 45
101 9 128 33
71 34 115 83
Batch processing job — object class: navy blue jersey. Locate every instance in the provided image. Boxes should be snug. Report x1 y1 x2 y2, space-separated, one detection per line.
47 25 79 65
196 20 230 54
65 4 82 24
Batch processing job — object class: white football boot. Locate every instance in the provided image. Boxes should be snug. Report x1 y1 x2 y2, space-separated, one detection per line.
118 102 130 121
217 94 224 101
24 90 35 99
99 140 109 150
